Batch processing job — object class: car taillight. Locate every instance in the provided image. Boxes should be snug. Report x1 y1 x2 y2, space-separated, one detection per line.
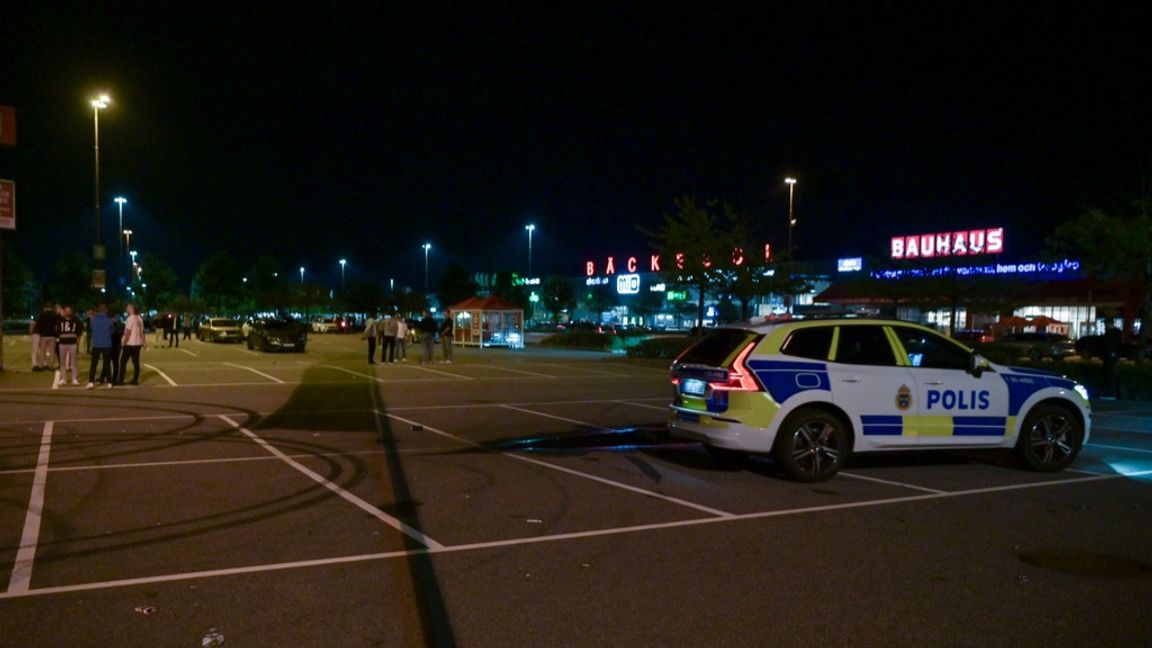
708 341 760 392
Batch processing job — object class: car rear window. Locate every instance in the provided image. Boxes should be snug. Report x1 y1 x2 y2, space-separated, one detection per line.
780 326 833 360
676 330 756 367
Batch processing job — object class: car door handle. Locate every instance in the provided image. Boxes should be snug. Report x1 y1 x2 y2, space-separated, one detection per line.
840 377 861 383
923 380 943 385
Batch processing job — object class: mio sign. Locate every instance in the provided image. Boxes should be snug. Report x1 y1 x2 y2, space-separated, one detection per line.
891 227 1003 259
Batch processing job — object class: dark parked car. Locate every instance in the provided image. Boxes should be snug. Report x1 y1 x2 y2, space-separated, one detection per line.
998 332 1076 360
247 318 308 352
1075 334 1150 360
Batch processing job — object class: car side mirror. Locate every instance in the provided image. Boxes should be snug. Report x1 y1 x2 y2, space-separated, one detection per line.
969 353 991 378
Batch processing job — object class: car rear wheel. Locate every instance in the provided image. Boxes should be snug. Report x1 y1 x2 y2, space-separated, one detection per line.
1028 348 1043 361
247 338 253 350
773 408 849 482
1014 404 1083 472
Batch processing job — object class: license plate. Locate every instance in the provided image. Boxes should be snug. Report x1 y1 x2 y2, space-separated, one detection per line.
681 378 708 396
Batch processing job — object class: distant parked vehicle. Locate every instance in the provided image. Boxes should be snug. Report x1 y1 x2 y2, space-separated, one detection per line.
248 318 308 352
198 318 244 343
1075 334 1150 360
312 317 340 333
997 332 1076 360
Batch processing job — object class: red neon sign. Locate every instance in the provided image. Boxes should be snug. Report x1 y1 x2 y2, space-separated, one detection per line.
890 227 1004 259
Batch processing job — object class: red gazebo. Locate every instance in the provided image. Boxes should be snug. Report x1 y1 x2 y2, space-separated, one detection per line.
447 296 525 348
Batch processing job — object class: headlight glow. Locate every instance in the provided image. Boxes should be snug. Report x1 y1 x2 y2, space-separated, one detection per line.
1074 384 1090 402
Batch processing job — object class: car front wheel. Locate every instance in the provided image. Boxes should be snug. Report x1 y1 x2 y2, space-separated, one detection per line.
1014 404 1083 472
773 408 849 482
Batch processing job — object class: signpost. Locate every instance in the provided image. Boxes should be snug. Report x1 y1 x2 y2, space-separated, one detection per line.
0 179 11 371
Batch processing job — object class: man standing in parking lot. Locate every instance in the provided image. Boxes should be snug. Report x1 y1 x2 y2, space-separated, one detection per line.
382 314 399 363
362 312 378 364
87 304 115 389
34 302 58 371
418 310 438 364
439 310 455 363
394 316 409 362
119 303 145 385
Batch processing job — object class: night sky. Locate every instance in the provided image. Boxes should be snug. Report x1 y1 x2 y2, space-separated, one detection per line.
1 3 1148 292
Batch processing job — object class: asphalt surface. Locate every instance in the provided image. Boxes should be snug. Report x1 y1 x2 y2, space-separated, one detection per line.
1 333 1150 647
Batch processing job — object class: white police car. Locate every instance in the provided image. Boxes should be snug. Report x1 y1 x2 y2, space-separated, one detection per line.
669 319 1091 482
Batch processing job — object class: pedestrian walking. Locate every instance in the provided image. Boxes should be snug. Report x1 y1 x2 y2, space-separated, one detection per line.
439 310 455 363
1102 325 1122 399
362 312 379 364
34 302 58 371
87 304 115 389
56 306 82 385
394 316 409 362
108 315 124 384
152 314 165 345
183 313 193 340
119 303 146 385
382 314 399 363
418 310 438 364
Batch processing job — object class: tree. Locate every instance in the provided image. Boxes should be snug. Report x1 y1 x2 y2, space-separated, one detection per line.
723 201 809 321
645 197 733 329
135 253 180 310
191 251 244 313
490 270 529 310
541 275 576 322
437 262 479 309
244 254 289 312
48 251 93 308
2 241 37 317
343 280 385 314
1049 202 1152 363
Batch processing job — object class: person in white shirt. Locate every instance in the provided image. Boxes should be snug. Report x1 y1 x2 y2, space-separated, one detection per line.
118 303 147 385
394 317 408 362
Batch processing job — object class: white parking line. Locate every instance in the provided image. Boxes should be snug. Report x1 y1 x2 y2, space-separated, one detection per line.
224 362 285 384
0 468 1134 601
1088 442 1152 455
144 364 178 386
482 365 557 378
216 414 444 550
499 404 596 427
837 471 947 494
384 411 736 518
6 421 53 595
614 400 669 412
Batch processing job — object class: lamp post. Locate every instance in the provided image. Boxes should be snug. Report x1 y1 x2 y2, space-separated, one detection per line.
785 177 797 257
115 196 127 281
122 229 133 284
90 94 110 283
339 258 347 291
525 224 535 278
422 243 431 294
299 266 305 285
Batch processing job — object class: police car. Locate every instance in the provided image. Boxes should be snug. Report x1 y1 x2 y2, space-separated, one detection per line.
669 319 1091 482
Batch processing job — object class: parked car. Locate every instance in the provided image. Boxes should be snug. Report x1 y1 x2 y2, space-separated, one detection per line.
668 318 1090 482
198 317 244 343
1075 334 1150 360
950 329 988 345
997 332 1076 360
248 318 308 352
312 317 341 333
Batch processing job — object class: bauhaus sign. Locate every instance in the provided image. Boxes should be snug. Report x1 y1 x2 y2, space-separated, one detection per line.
891 227 1004 259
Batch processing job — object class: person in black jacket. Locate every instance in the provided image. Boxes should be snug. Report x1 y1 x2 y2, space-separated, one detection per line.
439 310 455 363
56 305 82 385
418 311 438 364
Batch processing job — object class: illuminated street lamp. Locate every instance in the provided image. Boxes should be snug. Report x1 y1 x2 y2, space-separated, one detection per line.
122 229 133 261
785 177 797 257
339 258 347 291
90 94 110 281
115 196 127 279
422 243 431 294
525 224 535 278
299 266 305 285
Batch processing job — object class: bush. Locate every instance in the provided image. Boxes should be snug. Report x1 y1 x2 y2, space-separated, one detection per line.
626 335 696 359
975 354 1152 401
539 331 615 350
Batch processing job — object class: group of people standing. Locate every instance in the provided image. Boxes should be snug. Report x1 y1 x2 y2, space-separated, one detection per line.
363 310 454 365
28 302 147 388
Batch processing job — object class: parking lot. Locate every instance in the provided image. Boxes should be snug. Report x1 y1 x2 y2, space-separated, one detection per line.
1 333 1151 646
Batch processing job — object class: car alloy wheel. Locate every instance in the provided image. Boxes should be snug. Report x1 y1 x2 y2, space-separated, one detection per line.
1014 404 1083 472
774 408 849 482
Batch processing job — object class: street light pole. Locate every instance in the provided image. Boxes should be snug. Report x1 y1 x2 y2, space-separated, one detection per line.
525 224 535 278
91 94 110 284
785 177 797 257
115 197 127 283
299 266 305 285
339 258 346 291
422 243 431 294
